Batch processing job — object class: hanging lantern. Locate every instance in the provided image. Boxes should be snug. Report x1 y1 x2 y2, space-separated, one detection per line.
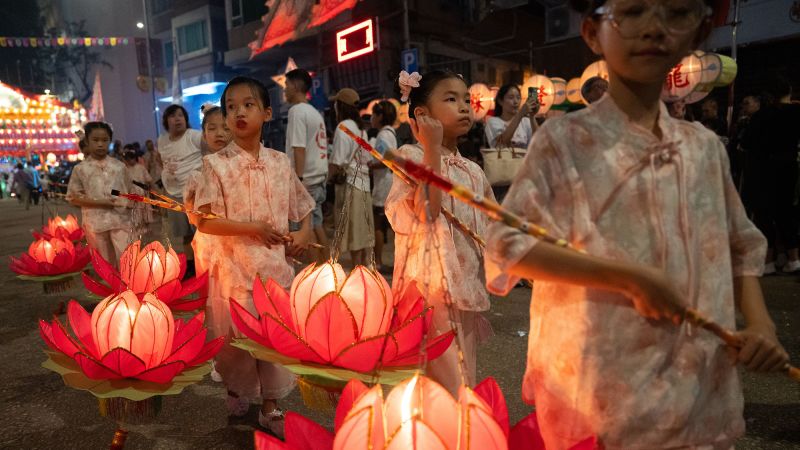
33 214 84 242
9 237 90 293
521 74 556 115
713 54 737 87
468 83 494 122
230 262 455 373
550 77 567 105
82 240 207 311
661 52 704 103
566 77 583 104
39 291 223 384
579 61 609 103
46 152 56 164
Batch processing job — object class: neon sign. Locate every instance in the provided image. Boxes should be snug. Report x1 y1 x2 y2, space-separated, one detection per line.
336 19 375 63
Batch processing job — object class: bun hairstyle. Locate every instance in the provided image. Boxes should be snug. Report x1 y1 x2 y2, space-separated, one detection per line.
201 105 223 130
405 70 466 120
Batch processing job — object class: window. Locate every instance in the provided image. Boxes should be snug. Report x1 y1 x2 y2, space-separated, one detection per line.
230 0 243 27
164 41 174 68
177 20 208 55
229 0 268 28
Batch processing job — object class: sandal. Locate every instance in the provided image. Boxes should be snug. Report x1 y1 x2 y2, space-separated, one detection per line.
259 408 286 439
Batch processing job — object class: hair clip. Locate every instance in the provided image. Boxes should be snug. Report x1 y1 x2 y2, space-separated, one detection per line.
398 70 422 103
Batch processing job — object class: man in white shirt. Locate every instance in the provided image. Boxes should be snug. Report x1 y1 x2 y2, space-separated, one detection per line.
284 69 329 261
157 104 204 273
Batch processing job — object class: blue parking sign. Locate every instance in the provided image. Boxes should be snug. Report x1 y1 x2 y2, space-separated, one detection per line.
401 48 418 73
310 76 328 110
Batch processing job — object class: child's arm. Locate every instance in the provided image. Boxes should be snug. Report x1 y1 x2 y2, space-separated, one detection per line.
409 115 444 222
68 196 116 208
287 214 313 257
733 276 789 372
196 206 284 247
65 165 115 209
506 240 686 323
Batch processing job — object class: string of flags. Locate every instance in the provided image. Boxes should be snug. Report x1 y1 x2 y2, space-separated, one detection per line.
0 37 132 48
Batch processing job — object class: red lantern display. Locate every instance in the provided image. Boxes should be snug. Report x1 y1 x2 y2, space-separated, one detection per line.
230 262 454 373
81 240 207 311
33 214 84 242
39 291 223 383
9 237 90 293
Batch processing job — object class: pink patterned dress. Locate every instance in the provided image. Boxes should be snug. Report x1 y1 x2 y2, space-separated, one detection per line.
485 95 767 449
385 144 495 394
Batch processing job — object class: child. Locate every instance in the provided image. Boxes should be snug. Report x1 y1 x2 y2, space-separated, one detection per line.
122 145 154 236
370 100 398 273
66 122 131 266
385 70 496 395
484 1 790 448
194 77 315 436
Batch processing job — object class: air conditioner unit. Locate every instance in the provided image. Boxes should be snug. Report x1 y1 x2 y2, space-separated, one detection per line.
545 4 582 43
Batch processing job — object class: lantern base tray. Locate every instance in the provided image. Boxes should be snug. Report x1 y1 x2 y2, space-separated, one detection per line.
231 338 421 388
41 351 211 401
16 271 82 294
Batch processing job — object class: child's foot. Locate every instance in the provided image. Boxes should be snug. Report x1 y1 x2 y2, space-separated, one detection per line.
258 408 285 439
210 361 223 382
782 260 800 274
226 393 249 417
764 262 776 275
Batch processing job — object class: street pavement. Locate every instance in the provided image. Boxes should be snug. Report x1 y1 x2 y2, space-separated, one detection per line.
0 198 798 449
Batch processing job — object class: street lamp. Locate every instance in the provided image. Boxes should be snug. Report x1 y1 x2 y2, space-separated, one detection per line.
136 22 144 29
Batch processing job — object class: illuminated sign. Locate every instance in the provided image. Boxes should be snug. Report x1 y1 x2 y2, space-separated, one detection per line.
336 19 376 63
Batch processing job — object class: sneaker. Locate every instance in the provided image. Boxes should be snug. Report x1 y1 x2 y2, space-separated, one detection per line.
259 408 285 439
764 262 776 275
226 394 249 417
782 260 800 274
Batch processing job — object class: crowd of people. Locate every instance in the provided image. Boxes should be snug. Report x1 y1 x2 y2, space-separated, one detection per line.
9 0 798 447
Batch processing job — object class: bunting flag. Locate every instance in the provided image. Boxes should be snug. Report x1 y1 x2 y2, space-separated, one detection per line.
88 71 104 121
0 37 131 48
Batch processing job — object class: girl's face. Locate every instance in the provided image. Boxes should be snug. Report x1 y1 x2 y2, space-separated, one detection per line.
225 84 271 140
501 87 522 115
582 0 709 85
166 110 187 134
370 110 382 129
414 77 472 138
203 112 231 153
86 129 110 160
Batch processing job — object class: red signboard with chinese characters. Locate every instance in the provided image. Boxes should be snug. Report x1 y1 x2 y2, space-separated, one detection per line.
336 19 376 63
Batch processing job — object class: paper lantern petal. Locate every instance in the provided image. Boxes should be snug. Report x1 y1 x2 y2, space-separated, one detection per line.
48 317 83 357
304 293 358 361
75 353 123 379
167 296 207 312
332 335 392 372
254 278 293 326
136 360 186 383
185 337 224 368
508 412 546 450
177 252 187 281
389 307 426 357
173 313 205 348
100 348 148 377
67 300 100 358
389 330 455 367
164 328 207 365
384 420 448 450
335 379 369 432
284 411 334 450
230 299 273 348
81 272 114 297
474 377 510 438
177 271 208 298
254 430 287 450
38 321 58 351
91 248 124 291
154 279 182 302
265 316 326 364
333 404 385 450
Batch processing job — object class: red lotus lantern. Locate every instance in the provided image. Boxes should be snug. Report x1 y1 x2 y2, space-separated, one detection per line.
10 237 90 293
39 291 223 383
81 240 207 311
33 214 84 242
255 376 597 450
230 261 454 373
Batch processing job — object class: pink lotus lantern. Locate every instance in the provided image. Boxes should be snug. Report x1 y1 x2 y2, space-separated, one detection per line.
230 261 454 373
82 240 207 311
10 237 90 293
39 291 223 383
254 377 597 450
33 214 84 242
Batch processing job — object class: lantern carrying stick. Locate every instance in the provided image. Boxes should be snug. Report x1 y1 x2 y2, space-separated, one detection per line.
110 190 325 250
338 123 486 248
386 151 800 383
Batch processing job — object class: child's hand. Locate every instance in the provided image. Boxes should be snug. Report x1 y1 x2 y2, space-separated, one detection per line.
732 325 789 372
624 267 686 324
287 228 313 257
410 115 443 155
253 221 283 247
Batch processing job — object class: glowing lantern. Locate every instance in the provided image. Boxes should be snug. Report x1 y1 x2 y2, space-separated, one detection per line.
230 262 454 373
469 83 494 121
683 51 738 104
550 77 567 105
33 214 84 242
579 61 609 103
521 74 556 115
46 152 56 164
81 240 207 311
661 52 703 103
39 292 223 383
10 238 90 292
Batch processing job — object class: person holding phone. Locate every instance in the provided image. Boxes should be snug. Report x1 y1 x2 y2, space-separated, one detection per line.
484 84 540 150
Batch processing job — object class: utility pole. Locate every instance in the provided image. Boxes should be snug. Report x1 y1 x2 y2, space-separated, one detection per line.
142 0 160 138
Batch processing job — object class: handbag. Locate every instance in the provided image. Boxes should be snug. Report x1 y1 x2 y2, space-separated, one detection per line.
480 146 527 186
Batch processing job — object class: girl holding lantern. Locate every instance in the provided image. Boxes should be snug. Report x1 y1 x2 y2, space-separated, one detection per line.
194 77 315 436
66 122 132 266
485 0 788 448
386 70 496 396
